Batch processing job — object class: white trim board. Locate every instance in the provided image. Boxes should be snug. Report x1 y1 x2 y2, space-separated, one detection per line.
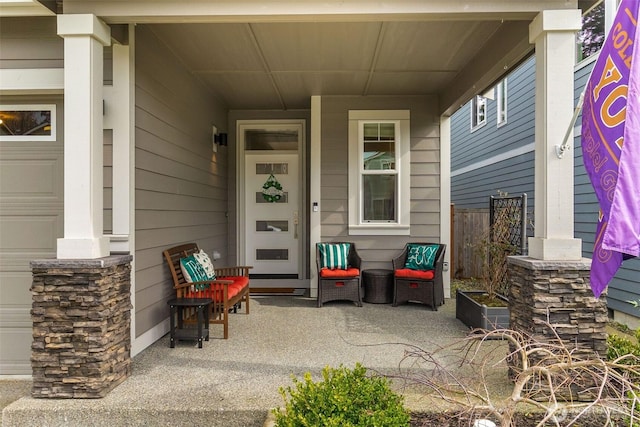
310 96 321 298
131 318 169 357
440 115 452 298
0 68 63 94
451 142 534 177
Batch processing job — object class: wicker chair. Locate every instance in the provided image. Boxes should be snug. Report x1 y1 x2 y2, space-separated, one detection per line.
392 243 446 310
316 242 362 307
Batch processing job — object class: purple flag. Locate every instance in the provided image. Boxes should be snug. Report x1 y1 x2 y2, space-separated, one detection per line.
582 0 640 297
603 9 640 258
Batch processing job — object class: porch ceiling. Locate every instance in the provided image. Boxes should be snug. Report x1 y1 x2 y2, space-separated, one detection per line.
60 0 597 115
150 19 531 114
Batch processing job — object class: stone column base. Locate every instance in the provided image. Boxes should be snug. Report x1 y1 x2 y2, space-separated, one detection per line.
31 255 133 398
507 256 608 401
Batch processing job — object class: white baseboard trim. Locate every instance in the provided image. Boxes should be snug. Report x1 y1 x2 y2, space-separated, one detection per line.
131 318 169 357
0 374 32 380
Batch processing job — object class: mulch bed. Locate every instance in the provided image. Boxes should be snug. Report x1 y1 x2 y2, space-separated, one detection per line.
410 411 627 427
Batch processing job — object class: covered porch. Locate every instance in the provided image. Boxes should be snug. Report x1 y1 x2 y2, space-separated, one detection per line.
0 0 599 385
55 0 588 358
2 296 506 426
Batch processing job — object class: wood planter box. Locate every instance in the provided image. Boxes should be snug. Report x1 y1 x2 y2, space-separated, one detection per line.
456 289 509 330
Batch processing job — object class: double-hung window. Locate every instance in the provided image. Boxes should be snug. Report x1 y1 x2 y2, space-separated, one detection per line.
496 79 507 127
470 95 487 130
348 110 410 235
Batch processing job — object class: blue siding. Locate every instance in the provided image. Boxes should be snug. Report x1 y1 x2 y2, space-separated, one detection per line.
451 56 535 212
452 151 534 210
451 57 535 172
452 54 640 320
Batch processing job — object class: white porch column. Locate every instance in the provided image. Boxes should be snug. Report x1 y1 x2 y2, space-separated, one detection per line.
57 14 111 259
310 95 322 298
528 10 582 260
440 115 452 297
104 27 135 255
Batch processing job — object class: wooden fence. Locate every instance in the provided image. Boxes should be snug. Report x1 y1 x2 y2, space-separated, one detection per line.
451 205 489 279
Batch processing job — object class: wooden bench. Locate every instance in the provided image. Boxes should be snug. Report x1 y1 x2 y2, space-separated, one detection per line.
163 243 251 339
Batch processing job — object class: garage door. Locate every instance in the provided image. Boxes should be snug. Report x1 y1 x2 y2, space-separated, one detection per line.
0 97 63 375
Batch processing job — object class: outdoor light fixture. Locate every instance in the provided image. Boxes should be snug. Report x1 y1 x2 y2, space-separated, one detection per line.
214 132 228 146
212 125 228 153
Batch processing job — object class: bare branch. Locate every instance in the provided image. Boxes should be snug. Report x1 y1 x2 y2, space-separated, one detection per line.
400 323 640 426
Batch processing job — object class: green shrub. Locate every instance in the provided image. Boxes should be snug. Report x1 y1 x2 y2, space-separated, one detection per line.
607 331 640 427
607 330 640 362
273 363 410 427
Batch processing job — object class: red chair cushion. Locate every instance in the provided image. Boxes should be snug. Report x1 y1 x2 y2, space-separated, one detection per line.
185 276 248 302
220 276 249 289
394 268 435 280
320 267 360 278
217 284 241 300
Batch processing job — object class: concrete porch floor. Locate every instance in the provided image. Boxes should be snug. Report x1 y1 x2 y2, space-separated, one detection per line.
2 296 512 426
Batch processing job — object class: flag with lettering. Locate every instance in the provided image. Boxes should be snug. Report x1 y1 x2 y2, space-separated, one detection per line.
581 0 640 297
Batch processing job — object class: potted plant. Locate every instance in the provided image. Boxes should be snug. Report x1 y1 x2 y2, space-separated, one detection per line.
456 202 519 331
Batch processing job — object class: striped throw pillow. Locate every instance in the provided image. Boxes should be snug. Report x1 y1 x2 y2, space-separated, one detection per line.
318 243 350 270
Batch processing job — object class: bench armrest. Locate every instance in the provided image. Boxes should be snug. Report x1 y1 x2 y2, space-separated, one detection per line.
173 279 234 290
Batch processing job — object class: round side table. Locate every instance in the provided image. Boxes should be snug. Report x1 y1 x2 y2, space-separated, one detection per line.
362 269 394 304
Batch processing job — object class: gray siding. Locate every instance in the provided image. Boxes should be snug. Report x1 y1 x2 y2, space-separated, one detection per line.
0 17 112 81
134 25 229 337
0 17 62 69
320 96 441 269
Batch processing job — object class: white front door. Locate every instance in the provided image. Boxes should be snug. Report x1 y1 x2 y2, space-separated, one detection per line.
245 152 299 275
239 121 304 281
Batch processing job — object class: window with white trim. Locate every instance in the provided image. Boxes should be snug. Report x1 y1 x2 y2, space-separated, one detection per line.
0 105 56 141
496 79 507 126
348 110 410 235
577 0 605 63
470 96 486 130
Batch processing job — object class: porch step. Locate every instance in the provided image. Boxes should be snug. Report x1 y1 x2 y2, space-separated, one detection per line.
3 403 269 427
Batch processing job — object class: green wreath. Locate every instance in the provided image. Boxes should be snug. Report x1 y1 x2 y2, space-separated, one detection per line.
262 173 284 202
